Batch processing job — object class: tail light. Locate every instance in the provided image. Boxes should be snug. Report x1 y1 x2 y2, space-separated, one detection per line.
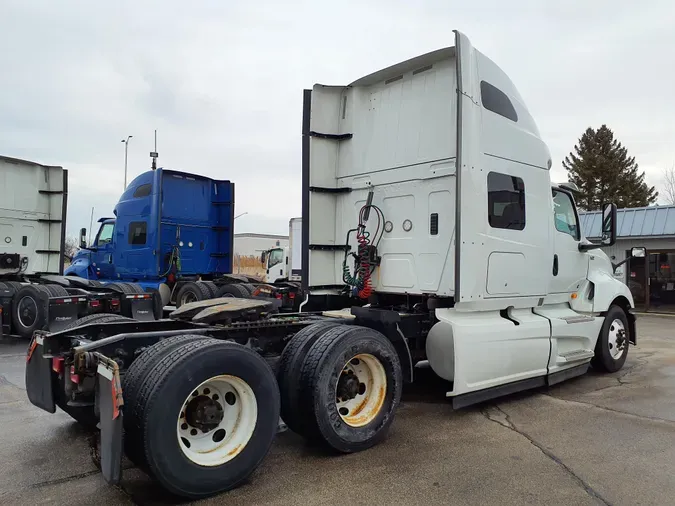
70 365 80 384
52 357 64 374
288 292 295 299
111 299 120 308
275 293 283 300
89 299 101 308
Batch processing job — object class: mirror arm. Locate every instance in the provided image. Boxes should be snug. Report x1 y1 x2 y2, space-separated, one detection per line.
611 257 631 273
578 242 603 252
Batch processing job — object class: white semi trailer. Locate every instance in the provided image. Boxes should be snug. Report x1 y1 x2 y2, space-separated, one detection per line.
26 31 640 499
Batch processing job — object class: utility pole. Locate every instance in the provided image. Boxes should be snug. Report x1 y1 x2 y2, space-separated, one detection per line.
122 135 133 189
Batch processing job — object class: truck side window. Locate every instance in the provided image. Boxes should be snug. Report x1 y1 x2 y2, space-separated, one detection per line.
488 172 525 230
480 81 518 122
552 190 580 240
96 223 114 246
128 221 147 245
133 184 152 198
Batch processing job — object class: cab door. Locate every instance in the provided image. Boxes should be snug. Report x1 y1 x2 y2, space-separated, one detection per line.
549 190 588 294
92 221 116 280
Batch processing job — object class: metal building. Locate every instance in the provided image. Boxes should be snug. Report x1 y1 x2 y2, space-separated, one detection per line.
580 205 675 312
233 233 289 258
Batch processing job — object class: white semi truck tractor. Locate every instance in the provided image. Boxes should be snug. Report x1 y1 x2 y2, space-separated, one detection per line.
25 30 641 499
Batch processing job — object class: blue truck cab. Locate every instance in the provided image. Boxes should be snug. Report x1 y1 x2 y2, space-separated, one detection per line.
66 168 235 305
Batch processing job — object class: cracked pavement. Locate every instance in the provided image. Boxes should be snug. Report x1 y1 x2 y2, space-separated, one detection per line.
2 315 675 505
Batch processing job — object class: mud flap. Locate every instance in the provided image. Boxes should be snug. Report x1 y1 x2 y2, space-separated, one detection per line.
47 302 80 332
130 298 155 321
25 336 56 413
97 359 124 485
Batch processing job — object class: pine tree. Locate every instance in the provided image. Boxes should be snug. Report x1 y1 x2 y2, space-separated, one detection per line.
562 125 657 211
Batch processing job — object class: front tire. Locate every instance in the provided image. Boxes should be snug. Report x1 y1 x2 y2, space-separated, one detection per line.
298 325 402 453
592 305 630 373
136 339 280 499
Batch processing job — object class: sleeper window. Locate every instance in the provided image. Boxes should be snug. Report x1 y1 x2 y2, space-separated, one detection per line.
488 172 526 230
128 221 147 245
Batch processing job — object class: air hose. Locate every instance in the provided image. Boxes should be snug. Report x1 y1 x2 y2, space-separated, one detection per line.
342 201 384 300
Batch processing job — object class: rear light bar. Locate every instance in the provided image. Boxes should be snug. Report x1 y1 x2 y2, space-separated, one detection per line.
125 294 152 300
53 297 87 304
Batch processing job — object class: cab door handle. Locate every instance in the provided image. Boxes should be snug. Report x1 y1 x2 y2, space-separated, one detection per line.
553 254 559 276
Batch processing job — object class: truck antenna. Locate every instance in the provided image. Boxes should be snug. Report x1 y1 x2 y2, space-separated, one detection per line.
150 129 158 170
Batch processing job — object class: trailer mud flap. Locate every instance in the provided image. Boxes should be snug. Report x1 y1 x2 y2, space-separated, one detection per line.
25 336 56 413
97 359 123 485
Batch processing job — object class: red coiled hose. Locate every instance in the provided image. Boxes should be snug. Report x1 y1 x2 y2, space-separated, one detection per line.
356 228 372 299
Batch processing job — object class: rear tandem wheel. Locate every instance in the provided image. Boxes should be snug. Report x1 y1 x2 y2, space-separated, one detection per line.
123 338 280 499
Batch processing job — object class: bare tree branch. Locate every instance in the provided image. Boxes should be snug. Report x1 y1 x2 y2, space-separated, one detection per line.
662 166 675 205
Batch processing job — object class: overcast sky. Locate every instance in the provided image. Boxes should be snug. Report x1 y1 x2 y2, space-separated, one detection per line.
2 0 674 238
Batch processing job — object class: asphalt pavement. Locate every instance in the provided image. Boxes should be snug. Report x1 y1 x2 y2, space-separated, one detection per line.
2 315 675 505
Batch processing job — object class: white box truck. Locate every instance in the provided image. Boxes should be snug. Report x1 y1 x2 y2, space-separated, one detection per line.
25 31 640 499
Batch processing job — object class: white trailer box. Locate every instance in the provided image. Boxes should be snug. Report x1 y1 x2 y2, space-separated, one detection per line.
0 155 67 276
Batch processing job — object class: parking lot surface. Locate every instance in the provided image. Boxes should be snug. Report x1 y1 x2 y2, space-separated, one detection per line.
2 315 675 505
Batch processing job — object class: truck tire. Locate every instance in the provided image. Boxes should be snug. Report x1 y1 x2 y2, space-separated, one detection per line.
63 313 131 331
298 325 402 453
11 285 49 338
592 305 630 373
54 375 98 429
135 339 280 499
277 321 343 435
175 282 211 308
239 284 255 296
123 334 211 468
216 283 249 298
125 283 146 295
199 281 219 298
3 281 24 295
107 282 136 295
43 284 69 297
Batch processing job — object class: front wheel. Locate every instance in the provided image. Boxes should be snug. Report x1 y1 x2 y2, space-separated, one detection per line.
592 305 630 373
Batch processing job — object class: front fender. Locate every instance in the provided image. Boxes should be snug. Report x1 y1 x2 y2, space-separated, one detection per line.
588 268 634 312
64 255 95 279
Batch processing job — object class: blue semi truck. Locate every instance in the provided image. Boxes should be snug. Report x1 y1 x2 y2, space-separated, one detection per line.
65 167 301 310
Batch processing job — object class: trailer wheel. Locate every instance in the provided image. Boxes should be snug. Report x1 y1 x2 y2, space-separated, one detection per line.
277 321 343 434
199 281 219 298
123 334 210 468
137 339 280 499
175 282 212 308
216 283 249 298
592 305 630 373
298 325 402 453
43 284 69 297
11 285 48 338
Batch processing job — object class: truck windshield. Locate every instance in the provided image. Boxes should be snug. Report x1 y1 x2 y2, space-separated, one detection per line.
268 248 284 268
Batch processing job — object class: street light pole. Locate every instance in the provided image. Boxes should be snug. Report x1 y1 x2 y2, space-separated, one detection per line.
122 135 133 189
